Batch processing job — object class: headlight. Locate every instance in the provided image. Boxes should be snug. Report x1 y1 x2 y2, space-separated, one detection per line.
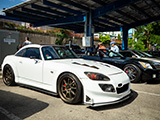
84 72 110 81
139 61 152 69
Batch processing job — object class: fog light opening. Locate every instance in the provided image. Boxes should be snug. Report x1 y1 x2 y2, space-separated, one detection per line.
99 84 115 92
86 95 91 102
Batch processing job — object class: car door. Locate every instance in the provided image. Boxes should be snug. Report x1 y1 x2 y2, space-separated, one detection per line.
17 47 43 83
100 51 125 68
41 46 58 86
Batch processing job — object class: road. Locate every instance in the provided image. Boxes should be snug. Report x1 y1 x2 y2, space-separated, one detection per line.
0 74 160 120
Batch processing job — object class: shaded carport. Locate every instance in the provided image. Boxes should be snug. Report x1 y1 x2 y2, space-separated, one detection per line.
1 0 160 49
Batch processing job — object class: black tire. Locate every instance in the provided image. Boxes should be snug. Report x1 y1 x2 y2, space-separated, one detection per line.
3 65 16 86
58 73 82 104
123 64 141 83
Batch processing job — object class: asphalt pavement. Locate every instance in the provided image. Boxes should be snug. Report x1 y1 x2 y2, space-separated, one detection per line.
0 73 160 120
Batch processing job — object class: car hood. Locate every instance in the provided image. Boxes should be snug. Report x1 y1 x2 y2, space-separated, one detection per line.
139 57 160 63
50 58 123 75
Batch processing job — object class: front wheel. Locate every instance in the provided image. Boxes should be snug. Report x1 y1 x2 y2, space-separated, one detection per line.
123 64 141 83
3 65 16 86
58 73 82 104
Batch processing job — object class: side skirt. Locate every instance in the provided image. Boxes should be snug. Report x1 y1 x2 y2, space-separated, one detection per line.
18 83 58 97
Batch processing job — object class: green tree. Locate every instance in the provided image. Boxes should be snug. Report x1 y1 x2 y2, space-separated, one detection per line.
117 34 121 40
55 29 69 45
133 39 148 51
128 38 134 48
99 34 110 44
134 22 160 50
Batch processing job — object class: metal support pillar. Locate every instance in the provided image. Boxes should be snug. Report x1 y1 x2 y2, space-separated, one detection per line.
121 26 129 50
84 9 94 47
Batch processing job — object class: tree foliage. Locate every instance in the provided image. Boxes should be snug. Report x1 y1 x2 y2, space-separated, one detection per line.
117 34 121 40
99 34 110 44
55 29 69 45
129 22 160 51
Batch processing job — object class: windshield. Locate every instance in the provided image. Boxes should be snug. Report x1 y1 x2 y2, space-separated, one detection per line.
133 50 153 57
53 46 78 59
100 49 124 58
42 46 78 60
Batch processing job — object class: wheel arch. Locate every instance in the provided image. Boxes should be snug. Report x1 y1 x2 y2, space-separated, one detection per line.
56 71 84 96
2 62 18 82
123 63 142 82
122 62 143 71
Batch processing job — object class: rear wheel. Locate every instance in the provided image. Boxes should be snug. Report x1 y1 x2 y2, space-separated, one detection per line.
3 65 16 86
58 73 82 104
123 64 141 83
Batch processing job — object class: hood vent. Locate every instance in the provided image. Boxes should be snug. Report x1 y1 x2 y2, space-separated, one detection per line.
72 62 99 69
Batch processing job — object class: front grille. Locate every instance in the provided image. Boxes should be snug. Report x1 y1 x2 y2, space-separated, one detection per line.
116 83 129 94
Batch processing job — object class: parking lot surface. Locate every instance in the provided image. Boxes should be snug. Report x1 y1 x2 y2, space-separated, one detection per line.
0 74 160 120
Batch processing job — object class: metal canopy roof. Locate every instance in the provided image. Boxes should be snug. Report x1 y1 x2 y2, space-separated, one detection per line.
2 0 160 33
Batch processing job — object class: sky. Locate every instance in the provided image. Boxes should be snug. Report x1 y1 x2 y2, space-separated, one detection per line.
0 0 29 15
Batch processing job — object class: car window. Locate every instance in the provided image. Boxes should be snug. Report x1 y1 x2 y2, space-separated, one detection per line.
133 50 146 57
134 50 153 57
141 51 153 57
100 49 123 58
23 48 41 59
15 49 26 57
42 46 58 60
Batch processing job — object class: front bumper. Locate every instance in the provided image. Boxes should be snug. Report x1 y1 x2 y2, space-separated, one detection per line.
142 69 160 81
85 91 132 107
81 75 131 107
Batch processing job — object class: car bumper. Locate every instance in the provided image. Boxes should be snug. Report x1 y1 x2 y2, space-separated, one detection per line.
142 69 160 81
85 91 132 107
81 75 131 107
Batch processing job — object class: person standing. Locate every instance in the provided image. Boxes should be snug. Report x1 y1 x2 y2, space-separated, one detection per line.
110 41 119 53
22 37 32 46
98 42 106 50
98 42 106 59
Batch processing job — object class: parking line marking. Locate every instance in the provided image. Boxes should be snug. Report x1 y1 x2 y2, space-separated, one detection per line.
0 106 22 120
136 90 160 97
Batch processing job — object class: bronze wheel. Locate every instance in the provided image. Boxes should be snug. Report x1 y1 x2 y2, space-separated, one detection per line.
3 65 15 86
58 73 82 104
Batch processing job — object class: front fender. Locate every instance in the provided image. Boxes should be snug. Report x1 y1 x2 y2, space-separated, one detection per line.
2 56 18 82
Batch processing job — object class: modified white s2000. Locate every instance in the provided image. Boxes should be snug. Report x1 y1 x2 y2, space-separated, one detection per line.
2 44 131 107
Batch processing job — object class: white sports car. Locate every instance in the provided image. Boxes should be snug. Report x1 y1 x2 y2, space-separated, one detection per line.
2 44 131 107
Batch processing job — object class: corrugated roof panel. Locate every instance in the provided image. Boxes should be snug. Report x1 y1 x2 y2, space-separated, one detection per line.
1 0 160 32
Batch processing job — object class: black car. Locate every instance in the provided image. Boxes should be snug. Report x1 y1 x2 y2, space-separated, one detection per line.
120 49 154 58
82 49 160 83
65 44 85 54
120 49 160 62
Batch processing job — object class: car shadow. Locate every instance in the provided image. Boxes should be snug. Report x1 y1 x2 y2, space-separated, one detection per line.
87 90 138 111
146 80 160 84
132 79 160 84
0 90 49 119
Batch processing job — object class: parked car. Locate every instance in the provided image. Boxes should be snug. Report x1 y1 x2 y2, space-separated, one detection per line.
120 49 160 62
65 44 85 54
82 49 160 83
1 44 131 107
145 51 160 57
